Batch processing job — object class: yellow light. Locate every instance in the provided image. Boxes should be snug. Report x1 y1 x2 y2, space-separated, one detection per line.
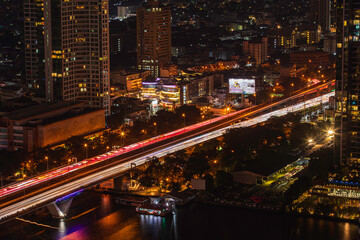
328 130 334 135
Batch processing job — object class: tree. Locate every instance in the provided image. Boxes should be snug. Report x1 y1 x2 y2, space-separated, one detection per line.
106 112 125 130
0 150 27 177
186 151 210 178
215 170 233 188
138 174 155 188
308 148 333 179
204 174 215 192
174 105 201 126
289 123 318 148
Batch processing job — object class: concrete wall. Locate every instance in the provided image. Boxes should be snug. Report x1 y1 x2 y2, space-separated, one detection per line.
37 109 105 147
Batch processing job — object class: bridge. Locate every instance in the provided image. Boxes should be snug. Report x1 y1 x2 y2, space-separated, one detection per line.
0 80 335 223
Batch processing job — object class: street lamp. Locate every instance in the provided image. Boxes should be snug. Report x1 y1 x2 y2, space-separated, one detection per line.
120 132 125 145
0 172 3 188
182 113 186 128
308 139 313 144
84 144 88 159
106 146 110 151
0 172 3 197
45 156 49 171
153 122 157 136
68 158 72 165
327 129 334 137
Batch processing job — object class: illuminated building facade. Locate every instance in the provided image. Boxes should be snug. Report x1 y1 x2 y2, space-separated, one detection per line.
24 0 111 115
141 81 159 100
160 84 180 110
294 25 322 45
141 73 222 110
267 27 296 52
335 1 360 166
136 0 171 77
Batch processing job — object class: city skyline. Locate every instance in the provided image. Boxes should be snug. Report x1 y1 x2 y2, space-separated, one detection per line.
0 0 358 239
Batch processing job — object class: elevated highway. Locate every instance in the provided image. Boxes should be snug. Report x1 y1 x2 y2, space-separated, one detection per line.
0 80 335 223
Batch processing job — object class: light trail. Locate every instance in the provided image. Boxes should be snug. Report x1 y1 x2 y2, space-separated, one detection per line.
0 91 334 221
0 81 334 199
15 217 59 229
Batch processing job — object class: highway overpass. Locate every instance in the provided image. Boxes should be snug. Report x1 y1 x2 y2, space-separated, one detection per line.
0 80 335 223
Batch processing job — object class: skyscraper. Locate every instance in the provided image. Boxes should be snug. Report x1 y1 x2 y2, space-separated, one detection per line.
136 0 171 77
24 0 110 115
310 0 331 32
335 1 360 166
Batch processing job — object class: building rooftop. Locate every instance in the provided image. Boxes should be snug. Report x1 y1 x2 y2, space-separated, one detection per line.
4 101 85 121
39 107 104 127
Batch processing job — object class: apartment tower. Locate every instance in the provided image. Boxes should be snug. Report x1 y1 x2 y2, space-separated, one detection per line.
335 0 360 166
136 0 171 77
24 0 110 115
310 0 331 32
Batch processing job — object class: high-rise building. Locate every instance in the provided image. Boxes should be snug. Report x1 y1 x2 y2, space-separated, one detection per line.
24 0 110 115
310 0 331 32
335 1 360 166
136 0 171 77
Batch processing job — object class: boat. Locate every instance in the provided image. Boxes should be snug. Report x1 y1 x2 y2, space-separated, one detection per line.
114 195 147 207
136 198 173 216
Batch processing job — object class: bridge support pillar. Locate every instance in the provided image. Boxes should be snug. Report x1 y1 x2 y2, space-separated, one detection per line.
113 175 125 190
47 198 73 219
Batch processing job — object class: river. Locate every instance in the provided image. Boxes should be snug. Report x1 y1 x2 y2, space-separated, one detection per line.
0 191 357 240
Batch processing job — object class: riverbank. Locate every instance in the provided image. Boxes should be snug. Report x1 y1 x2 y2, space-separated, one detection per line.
95 187 359 224
197 198 358 224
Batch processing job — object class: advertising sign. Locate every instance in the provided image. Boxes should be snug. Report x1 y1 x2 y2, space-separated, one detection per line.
229 79 256 94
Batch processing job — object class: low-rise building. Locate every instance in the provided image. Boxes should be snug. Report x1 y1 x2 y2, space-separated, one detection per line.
289 51 330 67
141 73 224 110
0 102 105 151
111 70 151 92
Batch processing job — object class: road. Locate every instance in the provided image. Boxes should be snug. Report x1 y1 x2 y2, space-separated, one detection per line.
265 134 334 192
0 82 334 223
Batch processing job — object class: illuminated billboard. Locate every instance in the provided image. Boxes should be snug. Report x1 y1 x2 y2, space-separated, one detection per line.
229 79 256 94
